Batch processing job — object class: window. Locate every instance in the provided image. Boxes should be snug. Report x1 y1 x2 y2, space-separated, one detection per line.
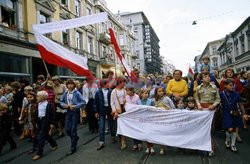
39 12 50 24
75 0 81 17
62 29 69 45
76 31 82 49
0 0 16 28
39 12 52 38
86 6 91 15
0 53 28 73
241 40 245 54
248 35 250 51
61 0 67 5
87 36 94 54
119 34 124 46
213 58 218 67
212 46 217 55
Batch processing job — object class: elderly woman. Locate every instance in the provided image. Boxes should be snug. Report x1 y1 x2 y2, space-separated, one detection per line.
166 70 188 102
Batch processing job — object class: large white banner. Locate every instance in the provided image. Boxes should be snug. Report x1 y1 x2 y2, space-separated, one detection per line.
117 104 215 151
33 12 108 34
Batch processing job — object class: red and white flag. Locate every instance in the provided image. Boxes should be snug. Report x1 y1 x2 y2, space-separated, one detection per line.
33 13 108 78
109 28 138 83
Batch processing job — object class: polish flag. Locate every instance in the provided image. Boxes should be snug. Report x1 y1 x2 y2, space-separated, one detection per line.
109 28 138 83
32 13 108 78
35 33 93 78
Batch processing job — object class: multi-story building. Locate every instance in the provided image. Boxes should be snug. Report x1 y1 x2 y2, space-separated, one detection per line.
119 12 162 74
199 38 224 71
161 57 175 75
193 55 201 72
95 0 136 77
218 16 250 73
0 0 136 83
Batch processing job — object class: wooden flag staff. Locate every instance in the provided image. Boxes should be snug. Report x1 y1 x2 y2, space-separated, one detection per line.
42 59 50 76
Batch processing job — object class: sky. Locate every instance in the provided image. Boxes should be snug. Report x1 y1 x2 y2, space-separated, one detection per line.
106 0 250 75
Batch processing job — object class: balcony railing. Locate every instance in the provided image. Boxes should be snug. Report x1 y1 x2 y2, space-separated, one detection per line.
235 50 250 61
100 55 115 67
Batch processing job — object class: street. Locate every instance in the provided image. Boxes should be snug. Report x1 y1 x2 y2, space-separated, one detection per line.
0 125 249 164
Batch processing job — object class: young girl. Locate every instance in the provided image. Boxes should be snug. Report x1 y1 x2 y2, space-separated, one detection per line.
220 79 246 152
111 76 127 150
125 84 141 151
19 92 38 154
186 97 197 110
137 88 155 155
176 98 185 109
154 86 175 155
19 86 33 140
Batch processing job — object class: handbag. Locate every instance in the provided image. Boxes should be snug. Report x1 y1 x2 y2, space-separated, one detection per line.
24 128 31 137
223 91 241 117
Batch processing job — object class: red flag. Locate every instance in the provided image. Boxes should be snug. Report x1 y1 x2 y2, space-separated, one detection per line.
109 28 138 83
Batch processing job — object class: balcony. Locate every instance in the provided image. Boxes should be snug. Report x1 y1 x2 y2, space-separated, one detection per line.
235 50 250 61
100 54 115 67
98 32 110 45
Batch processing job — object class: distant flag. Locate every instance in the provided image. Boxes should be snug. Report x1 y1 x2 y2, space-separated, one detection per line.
187 67 194 78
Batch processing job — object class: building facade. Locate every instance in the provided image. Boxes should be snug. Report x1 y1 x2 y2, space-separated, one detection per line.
119 12 162 74
218 16 250 73
199 38 224 71
0 0 136 83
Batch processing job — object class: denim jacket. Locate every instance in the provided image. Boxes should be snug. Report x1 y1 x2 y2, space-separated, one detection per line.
94 88 112 116
60 89 85 112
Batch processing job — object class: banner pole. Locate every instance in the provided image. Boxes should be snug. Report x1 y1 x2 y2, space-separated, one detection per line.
42 59 50 76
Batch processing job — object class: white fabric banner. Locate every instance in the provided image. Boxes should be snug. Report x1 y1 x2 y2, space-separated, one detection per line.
33 12 108 34
117 104 215 151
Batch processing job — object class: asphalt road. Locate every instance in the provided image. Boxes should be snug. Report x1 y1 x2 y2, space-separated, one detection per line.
0 125 249 164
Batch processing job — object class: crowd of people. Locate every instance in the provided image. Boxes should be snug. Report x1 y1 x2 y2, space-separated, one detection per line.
0 56 250 160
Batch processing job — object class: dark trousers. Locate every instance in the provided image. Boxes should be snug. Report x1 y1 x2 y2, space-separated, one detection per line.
98 108 115 143
37 118 57 156
86 99 98 132
65 110 79 151
0 127 16 152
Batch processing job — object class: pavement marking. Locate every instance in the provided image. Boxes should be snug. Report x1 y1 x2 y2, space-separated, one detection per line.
53 134 98 164
138 153 149 164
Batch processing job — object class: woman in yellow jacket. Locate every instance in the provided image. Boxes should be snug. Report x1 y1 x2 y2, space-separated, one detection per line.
166 70 188 101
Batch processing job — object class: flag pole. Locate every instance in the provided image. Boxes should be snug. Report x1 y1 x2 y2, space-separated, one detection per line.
42 59 50 76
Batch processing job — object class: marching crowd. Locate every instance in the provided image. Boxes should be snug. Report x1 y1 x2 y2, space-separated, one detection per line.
0 56 250 161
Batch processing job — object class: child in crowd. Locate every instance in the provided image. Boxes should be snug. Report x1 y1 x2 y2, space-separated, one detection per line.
154 86 175 110
125 84 141 151
4 86 13 105
0 103 16 154
154 86 175 155
137 88 155 155
176 98 185 109
198 56 213 74
19 91 38 154
220 79 247 153
33 91 57 160
186 97 197 110
94 79 115 150
60 79 85 155
19 86 33 140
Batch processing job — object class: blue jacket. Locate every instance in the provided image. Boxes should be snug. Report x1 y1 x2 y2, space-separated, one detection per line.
137 99 154 106
94 88 112 116
60 90 85 112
